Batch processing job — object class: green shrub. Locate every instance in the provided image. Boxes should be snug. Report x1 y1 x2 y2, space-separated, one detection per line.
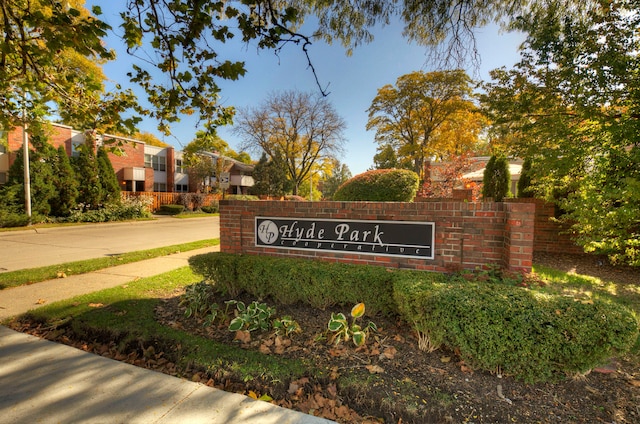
64 198 152 223
482 155 511 201
200 205 219 213
189 253 396 315
188 252 240 296
0 210 31 228
394 275 639 382
333 169 419 201
159 204 185 215
189 252 639 382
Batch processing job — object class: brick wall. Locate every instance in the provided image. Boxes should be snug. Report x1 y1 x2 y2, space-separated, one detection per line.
6 124 72 167
508 199 584 255
106 140 144 172
220 200 535 273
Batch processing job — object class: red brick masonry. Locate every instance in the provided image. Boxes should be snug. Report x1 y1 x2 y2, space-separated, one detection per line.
220 200 535 273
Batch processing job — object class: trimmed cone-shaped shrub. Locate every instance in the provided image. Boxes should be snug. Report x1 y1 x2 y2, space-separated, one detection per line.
333 169 419 201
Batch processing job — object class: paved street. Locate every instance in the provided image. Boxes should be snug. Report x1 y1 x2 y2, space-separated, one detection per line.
0 216 220 272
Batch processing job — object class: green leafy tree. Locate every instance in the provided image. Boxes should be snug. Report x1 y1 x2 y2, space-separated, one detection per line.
481 0 640 264
372 144 399 170
250 153 290 198
97 147 121 203
321 160 352 200
235 90 346 195
182 130 247 193
482 155 511 202
366 70 480 180
0 1 136 135
72 145 103 209
517 157 535 198
50 146 79 216
7 135 57 216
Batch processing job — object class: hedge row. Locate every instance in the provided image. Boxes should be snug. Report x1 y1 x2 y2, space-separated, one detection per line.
189 252 396 315
188 253 639 382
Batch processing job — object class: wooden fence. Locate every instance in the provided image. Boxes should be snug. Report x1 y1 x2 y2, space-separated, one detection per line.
121 191 221 212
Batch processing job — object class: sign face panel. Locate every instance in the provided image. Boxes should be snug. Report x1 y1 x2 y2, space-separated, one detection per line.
256 217 435 259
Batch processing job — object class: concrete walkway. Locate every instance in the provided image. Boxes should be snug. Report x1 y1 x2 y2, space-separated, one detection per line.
0 246 334 424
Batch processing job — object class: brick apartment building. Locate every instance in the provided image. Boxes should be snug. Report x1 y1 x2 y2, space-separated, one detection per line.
0 123 254 194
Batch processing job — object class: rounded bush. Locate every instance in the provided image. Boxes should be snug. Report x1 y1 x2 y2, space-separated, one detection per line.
394 276 639 382
333 169 419 201
159 204 185 215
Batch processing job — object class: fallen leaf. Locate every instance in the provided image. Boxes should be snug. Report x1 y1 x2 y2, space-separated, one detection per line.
258 393 273 402
328 347 346 357
382 346 397 359
35 299 47 305
88 303 104 308
288 382 300 395
326 383 338 398
440 356 451 363
460 364 474 373
56 271 66 278
234 330 251 343
365 364 385 374
259 343 271 354
630 380 640 388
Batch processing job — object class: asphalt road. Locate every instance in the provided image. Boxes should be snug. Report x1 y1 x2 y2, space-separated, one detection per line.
0 216 220 272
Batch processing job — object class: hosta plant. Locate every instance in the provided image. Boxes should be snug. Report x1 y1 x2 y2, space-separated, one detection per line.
228 301 276 332
328 303 377 347
272 315 302 337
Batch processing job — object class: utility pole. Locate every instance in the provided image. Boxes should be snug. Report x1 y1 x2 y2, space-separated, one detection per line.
22 122 32 223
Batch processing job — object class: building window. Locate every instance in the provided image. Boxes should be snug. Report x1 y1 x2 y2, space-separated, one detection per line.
0 144 6 154
145 154 166 171
0 172 6 185
176 159 184 174
153 182 167 192
175 184 188 192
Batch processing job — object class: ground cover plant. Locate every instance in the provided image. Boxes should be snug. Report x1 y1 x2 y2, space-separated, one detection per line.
4 252 640 423
0 239 219 290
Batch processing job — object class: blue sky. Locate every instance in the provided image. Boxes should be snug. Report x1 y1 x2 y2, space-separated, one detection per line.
94 3 525 175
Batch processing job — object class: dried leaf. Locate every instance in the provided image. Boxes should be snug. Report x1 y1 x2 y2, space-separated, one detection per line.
88 303 104 308
440 356 451 363
234 330 251 343
288 382 300 395
35 299 47 305
259 343 271 354
460 364 473 373
365 364 385 374
382 346 397 359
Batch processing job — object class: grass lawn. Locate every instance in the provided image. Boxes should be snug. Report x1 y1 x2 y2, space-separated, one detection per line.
14 266 307 385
